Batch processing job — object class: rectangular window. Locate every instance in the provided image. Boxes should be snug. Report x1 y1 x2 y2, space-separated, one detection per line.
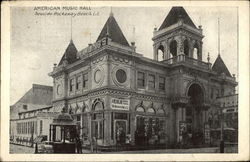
159 76 165 90
210 88 214 99
137 72 145 88
28 122 29 134
216 89 219 98
148 74 155 89
76 75 81 90
25 122 28 134
114 113 128 120
35 121 37 134
76 115 81 121
40 120 43 135
69 78 74 92
83 73 88 88
23 105 27 110
221 88 224 97
16 123 19 134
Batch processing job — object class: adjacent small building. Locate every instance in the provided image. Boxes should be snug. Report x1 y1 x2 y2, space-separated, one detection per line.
10 84 53 119
217 94 238 143
10 84 56 146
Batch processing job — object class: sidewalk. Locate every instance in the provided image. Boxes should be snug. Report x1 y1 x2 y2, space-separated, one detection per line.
113 147 219 153
10 144 35 154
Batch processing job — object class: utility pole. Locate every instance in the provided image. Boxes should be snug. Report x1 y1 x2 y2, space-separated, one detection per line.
220 106 224 153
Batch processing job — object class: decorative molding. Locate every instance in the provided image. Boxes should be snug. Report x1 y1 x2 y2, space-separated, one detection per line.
111 55 130 64
93 66 105 87
111 65 129 88
92 56 104 64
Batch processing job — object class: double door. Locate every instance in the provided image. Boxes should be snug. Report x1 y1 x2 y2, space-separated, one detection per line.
114 120 127 145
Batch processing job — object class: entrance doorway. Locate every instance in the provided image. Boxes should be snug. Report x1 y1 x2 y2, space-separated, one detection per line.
92 120 103 139
114 120 127 145
135 116 146 145
186 83 204 145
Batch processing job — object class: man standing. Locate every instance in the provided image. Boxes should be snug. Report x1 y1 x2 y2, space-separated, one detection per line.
75 135 82 153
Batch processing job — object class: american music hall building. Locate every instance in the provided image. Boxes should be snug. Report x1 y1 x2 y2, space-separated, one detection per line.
49 7 237 147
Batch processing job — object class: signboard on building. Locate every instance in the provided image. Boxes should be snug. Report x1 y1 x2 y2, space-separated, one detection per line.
222 107 238 113
111 98 130 110
204 123 211 144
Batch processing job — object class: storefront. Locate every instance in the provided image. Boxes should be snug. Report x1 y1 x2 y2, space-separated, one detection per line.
134 104 167 146
78 97 168 147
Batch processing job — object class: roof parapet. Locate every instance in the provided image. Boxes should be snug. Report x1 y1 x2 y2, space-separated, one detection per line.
153 23 203 40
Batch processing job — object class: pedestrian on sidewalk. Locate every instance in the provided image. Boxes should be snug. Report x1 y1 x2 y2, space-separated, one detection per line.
75 135 82 153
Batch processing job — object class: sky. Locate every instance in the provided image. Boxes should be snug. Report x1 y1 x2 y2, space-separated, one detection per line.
10 6 238 105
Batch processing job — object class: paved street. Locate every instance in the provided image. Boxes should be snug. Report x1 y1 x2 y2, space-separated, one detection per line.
116 147 219 153
10 144 236 154
10 144 35 154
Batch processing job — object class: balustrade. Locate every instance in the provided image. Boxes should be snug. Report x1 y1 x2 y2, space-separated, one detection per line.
163 55 210 70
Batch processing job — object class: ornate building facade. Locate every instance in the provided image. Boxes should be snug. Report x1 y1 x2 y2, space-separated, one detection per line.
49 7 237 147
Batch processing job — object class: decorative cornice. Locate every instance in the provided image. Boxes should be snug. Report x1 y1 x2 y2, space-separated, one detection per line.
171 96 190 108
53 86 170 104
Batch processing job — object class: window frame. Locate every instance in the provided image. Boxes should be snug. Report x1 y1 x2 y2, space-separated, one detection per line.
76 75 82 90
40 120 43 135
83 73 88 89
148 74 156 90
159 76 165 90
69 78 75 92
137 71 145 88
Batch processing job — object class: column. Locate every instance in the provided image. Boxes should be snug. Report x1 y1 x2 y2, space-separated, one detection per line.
153 45 158 61
104 112 111 146
168 108 176 145
174 106 187 143
177 37 184 56
198 42 203 61
130 113 136 145
175 107 181 142
87 112 92 143
163 41 168 60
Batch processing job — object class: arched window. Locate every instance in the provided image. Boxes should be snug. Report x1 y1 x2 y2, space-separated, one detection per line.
157 108 165 115
157 45 164 61
147 108 156 114
170 40 177 57
92 98 104 111
184 39 189 56
193 43 199 59
75 107 82 114
94 102 103 111
136 107 145 112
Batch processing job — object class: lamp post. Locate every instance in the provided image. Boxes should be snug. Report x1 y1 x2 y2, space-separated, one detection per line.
90 112 94 153
220 108 224 153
